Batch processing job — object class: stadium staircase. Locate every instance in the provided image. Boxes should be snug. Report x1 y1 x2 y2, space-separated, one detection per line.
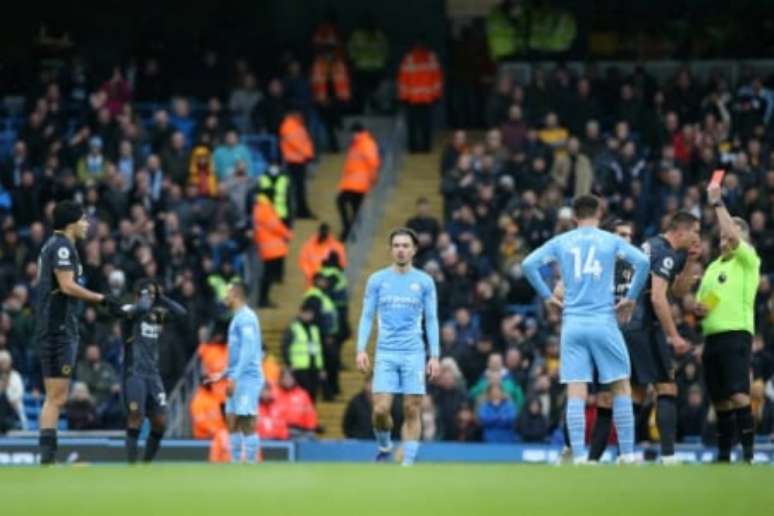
310 149 443 438
257 153 347 382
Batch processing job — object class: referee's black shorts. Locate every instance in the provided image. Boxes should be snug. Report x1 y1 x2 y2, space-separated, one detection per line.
38 335 78 379
702 330 752 403
624 324 674 386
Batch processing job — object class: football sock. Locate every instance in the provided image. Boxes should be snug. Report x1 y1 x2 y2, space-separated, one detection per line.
735 406 754 462
126 428 140 464
716 409 735 462
566 398 587 460
613 395 635 457
588 407 612 461
244 434 261 464
39 428 57 465
375 430 392 452
656 395 677 457
230 432 244 464
402 440 419 466
143 430 163 463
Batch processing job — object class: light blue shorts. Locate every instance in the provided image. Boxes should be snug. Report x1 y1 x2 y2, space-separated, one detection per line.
373 351 426 395
560 317 630 385
225 378 263 417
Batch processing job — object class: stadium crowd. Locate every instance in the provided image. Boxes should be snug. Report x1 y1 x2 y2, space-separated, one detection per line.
381 64 774 445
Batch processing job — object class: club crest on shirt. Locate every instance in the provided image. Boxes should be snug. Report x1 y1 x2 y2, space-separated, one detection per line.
410 282 421 292
61 364 72 376
57 247 70 259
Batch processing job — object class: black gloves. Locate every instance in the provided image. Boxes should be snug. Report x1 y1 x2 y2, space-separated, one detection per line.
102 294 125 317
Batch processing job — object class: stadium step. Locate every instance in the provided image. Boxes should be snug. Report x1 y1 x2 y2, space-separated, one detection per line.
315 148 444 439
257 154 347 364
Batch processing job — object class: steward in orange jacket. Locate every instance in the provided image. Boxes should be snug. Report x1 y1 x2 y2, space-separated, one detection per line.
276 369 319 433
397 41 443 153
337 123 380 240
253 193 292 307
191 383 227 439
298 223 348 285
257 383 290 440
311 48 350 152
279 111 315 218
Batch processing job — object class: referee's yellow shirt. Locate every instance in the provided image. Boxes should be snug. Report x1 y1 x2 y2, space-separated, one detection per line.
697 241 760 336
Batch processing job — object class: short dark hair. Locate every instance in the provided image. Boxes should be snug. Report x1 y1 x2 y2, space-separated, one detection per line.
572 195 600 220
604 218 634 233
667 211 699 231
52 201 84 230
389 227 419 246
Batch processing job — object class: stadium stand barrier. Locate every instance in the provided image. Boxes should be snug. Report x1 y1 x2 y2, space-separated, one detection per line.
498 59 774 86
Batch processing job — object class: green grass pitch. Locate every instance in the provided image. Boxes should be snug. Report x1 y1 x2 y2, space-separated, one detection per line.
1 463 772 516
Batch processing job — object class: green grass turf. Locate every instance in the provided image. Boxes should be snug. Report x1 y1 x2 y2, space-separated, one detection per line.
1 463 772 516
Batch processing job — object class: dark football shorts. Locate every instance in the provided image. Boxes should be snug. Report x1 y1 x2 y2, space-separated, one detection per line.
623 325 674 385
123 375 167 418
39 336 78 379
703 331 752 403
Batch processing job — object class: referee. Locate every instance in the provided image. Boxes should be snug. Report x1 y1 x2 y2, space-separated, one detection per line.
695 183 761 463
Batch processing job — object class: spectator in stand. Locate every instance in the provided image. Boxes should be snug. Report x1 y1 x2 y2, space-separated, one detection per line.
0 372 19 433
429 359 468 441
516 397 549 442
0 350 25 429
257 383 289 440
477 381 516 443
253 78 286 135
100 66 132 117
169 97 197 144
398 39 443 153
275 368 319 436
213 130 253 182
161 131 190 188
77 136 109 184
188 145 218 198
342 376 403 440
75 344 121 422
469 352 524 411
406 197 441 249
337 123 380 240
65 382 99 430
279 110 315 219
298 223 347 286
229 72 262 133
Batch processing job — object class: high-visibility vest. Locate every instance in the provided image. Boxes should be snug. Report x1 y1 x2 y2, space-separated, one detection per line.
319 266 347 306
280 115 315 165
347 30 388 71
486 7 524 60
529 8 577 52
311 55 351 103
259 173 290 220
304 287 338 334
288 321 324 370
397 47 443 105
338 131 380 194
253 195 292 260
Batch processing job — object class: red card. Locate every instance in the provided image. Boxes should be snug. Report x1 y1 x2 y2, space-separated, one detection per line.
709 169 725 187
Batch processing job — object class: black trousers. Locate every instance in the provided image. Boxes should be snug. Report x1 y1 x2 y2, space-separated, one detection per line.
288 163 312 218
336 190 365 240
406 103 432 152
292 367 321 404
323 338 342 399
318 102 341 152
259 257 284 305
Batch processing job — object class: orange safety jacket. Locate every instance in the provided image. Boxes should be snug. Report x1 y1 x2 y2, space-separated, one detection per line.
280 114 315 165
253 195 292 261
397 46 443 104
311 55 351 103
338 131 380 194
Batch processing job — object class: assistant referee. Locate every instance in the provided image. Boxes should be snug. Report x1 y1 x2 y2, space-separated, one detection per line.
695 183 761 463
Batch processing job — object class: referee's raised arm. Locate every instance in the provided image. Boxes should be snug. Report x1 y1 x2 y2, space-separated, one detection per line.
696 182 761 463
